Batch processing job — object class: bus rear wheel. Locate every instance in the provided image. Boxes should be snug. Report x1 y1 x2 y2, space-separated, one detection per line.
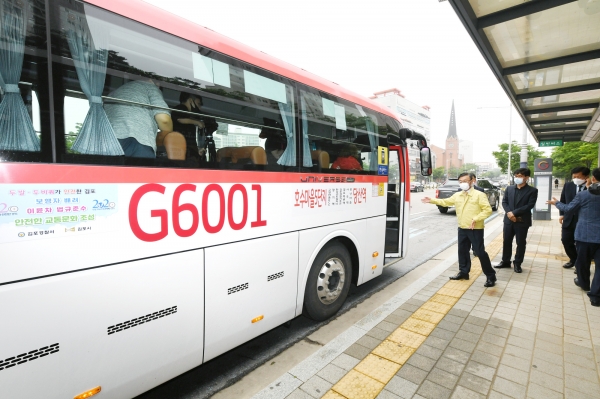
304 241 352 321
438 206 448 214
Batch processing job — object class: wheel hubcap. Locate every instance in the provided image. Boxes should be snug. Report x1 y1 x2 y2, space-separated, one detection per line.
316 257 345 305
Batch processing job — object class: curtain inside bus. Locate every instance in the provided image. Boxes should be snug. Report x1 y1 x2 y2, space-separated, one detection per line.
300 97 312 167
0 0 40 152
63 6 122 156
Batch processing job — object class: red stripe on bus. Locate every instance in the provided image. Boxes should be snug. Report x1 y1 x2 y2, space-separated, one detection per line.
0 163 389 184
83 0 399 122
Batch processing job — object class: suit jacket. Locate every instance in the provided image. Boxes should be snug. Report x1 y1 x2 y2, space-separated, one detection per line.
502 184 538 226
473 185 484 193
555 190 600 243
559 181 587 228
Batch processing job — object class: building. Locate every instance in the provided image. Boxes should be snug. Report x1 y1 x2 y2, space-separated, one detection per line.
370 88 431 179
474 162 495 176
459 139 473 164
430 100 463 177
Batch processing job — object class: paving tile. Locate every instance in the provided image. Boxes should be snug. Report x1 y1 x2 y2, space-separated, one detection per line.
496 364 529 386
395 364 428 385
449 385 485 399
564 361 600 383
286 389 315 399
469 350 500 368
416 380 452 399
503 343 532 360
367 327 393 341
331 353 360 371
564 374 600 395
506 335 535 351
500 354 532 373
464 360 495 381
317 364 348 385
384 313 409 327
564 342 597 359
533 348 563 366
480 332 507 346
564 387 600 399
530 359 563 379
491 376 526 399
423 336 450 351
475 341 503 357
488 390 513 399
457 372 491 396
375 390 402 399
455 330 481 342
437 320 461 333
391 308 414 320
415 344 443 361
343 343 371 360
377 321 401 333
447 308 469 318
427 367 459 390
529 369 563 394
485 323 510 337
406 353 436 373
527 383 564 399
383 376 418 399
299 375 333 398
356 335 383 351
435 356 466 376
449 337 476 353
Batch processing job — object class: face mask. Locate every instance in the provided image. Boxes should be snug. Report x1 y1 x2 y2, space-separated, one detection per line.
573 178 586 186
459 182 470 191
514 177 524 185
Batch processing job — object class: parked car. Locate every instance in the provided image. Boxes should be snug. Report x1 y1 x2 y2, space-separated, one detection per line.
434 178 500 213
410 182 424 192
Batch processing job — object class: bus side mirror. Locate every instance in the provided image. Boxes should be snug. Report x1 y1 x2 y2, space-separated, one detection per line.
420 147 432 176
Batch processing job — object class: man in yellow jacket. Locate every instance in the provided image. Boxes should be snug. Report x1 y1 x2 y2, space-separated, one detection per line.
422 172 496 287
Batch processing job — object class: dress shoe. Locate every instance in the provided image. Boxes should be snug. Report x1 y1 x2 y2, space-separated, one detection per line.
449 272 469 280
484 278 496 287
574 278 590 291
563 261 574 268
494 261 511 269
591 299 600 307
514 264 522 273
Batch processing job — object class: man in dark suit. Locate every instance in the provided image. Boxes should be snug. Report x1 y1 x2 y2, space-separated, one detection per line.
548 168 600 307
559 167 590 269
471 174 485 193
494 168 538 273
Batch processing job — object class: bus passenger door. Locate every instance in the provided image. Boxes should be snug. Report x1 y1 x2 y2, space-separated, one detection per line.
384 146 406 261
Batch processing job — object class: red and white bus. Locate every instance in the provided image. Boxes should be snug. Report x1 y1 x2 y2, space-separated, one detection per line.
0 0 431 398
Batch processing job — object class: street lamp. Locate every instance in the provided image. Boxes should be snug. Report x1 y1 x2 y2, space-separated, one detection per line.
477 104 513 184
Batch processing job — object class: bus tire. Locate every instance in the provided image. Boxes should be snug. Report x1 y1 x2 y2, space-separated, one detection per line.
303 241 353 321
438 206 448 214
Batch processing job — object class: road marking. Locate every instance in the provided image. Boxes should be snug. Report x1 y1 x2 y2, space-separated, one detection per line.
325 234 505 399
409 211 429 216
408 230 426 239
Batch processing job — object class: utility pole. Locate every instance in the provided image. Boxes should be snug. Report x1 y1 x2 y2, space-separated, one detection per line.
520 123 528 168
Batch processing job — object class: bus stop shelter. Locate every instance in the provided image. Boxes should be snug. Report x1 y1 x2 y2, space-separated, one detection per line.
448 0 600 160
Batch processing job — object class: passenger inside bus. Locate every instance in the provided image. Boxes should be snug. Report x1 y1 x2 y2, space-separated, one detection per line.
259 119 287 165
331 144 363 171
104 79 173 158
171 93 218 166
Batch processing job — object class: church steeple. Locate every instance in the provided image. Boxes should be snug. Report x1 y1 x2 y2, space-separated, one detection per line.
447 100 458 139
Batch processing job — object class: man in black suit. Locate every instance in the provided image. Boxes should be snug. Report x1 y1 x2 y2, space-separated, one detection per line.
495 168 538 273
559 167 590 269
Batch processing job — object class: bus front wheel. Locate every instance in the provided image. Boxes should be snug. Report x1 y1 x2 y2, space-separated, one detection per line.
303 241 352 321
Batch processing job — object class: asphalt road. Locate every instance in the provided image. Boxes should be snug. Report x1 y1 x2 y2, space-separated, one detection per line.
136 189 499 399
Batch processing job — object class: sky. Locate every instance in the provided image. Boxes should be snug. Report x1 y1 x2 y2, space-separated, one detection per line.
142 0 548 165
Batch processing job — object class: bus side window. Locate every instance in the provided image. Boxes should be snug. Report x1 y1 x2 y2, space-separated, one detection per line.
52 2 298 172
299 88 383 175
0 0 50 163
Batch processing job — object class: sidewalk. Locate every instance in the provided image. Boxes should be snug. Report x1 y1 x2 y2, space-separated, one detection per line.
252 204 600 399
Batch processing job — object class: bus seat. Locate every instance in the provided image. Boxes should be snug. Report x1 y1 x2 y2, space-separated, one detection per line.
311 150 329 168
157 131 186 161
217 146 267 165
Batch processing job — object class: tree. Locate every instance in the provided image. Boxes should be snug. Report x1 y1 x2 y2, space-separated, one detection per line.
66 123 82 153
432 166 445 181
461 163 479 173
550 142 599 179
492 141 544 175
481 168 502 179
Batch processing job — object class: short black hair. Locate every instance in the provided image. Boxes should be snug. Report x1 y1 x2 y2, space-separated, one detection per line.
179 91 202 105
592 168 600 181
513 168 531 177
458 172 471 180
571 166 590 176
469 173 476 180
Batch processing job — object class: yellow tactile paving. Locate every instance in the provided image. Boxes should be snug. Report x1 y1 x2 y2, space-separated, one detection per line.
323 232 506 398
399 317 436 336
322 390 348 399
354 354 402 384
411 308 446 324
387 328 427 349
371 340 415 365
437 286 470 298
331 369 384 399
421 300 453 314
430 293 459 306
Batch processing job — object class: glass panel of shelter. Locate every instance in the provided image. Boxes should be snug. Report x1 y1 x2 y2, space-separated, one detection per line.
50 0 298 170
0 0 50 163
